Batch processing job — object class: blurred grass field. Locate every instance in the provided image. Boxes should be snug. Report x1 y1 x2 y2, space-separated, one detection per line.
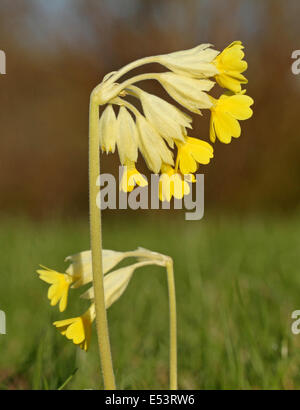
1 213 300 390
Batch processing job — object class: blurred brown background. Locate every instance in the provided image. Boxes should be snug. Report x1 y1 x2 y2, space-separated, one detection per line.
0 0 299 217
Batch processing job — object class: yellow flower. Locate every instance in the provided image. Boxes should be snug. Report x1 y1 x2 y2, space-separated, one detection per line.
37 267 74 312
53 257 166 351
53 304 95 352
159 164 191 202
176 137 214 174
37 249 130 309
210 93 254 144
120 161 148 193
214 41 248 93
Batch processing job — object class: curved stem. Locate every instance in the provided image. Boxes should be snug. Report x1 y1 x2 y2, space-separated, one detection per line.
112 73 161 99
89 91 116 390
105 56 158 86
166 259 178 390
112 97 142 118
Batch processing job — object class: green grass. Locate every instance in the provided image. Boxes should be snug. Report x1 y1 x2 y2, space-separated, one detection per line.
1 213 300 390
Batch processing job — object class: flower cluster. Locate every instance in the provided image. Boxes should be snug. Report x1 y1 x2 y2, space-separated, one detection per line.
37 248 171 351
95 41 253 201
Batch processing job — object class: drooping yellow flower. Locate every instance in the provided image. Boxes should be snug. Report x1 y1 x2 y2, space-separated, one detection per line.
214 41 248 93
37 267 74 312
210 93 254 144
94 41 252 204
37 250 129 309
176 137 214 174
38 248 169 351
53 304 95 351
120 161 148 193
159 164 191 202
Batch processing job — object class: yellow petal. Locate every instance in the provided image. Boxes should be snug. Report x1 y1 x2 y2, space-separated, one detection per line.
53 305 95 351
213 111 241 143
120 162 148 193
178 137 214 173
37 268 72 312
219 94 254 120
214 41 248 93
178 149 197 174
210 116 217 143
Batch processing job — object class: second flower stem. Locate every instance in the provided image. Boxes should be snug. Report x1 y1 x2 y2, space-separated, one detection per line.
166 258 178 390
89 92 116 390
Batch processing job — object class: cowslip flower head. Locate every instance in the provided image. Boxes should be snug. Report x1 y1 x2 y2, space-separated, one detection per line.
214 41 248 93
37 247 171 351
92 40 252 201
176 137 214 174
120 162 148 193
210 92 254 144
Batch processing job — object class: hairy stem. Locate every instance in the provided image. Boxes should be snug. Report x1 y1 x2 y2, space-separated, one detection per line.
89 91 116 390
112 73 162 98
166 259 178 390
105 56 157 86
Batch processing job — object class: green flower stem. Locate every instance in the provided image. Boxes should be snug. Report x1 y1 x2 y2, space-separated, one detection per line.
166 258 178 390
89 91 116 390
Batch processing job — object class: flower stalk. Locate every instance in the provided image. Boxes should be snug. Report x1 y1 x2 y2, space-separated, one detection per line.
89 90 116 390
166 258 177 390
